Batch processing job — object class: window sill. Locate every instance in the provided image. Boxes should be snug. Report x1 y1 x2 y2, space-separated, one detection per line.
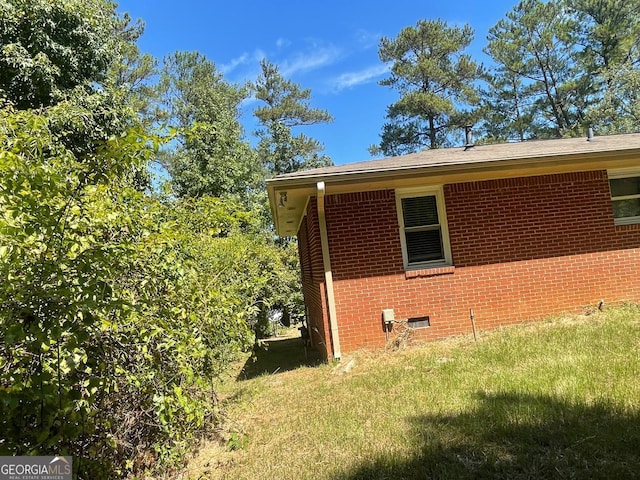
405 265 455 279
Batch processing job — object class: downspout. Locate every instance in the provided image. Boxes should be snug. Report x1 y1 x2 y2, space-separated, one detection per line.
316 181 341 360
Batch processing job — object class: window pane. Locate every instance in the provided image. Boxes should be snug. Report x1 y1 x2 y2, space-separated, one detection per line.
406 229 443 263
612 198 640 218
610 177 640 197
402 195 438 228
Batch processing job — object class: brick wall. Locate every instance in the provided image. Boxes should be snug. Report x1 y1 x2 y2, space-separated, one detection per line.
301 170 640 356
298 199 332 359
445 171 639 266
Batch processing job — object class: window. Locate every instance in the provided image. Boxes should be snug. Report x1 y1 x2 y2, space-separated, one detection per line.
609 170 640 225
396 187 452 269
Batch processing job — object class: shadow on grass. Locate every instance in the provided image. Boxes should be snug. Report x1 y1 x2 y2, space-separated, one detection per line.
237 336 323 380
340 391 640 479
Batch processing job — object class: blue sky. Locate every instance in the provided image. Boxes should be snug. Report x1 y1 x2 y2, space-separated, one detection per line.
116 0 517 165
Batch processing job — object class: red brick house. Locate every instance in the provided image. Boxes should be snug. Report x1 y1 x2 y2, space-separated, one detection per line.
267 133 640 361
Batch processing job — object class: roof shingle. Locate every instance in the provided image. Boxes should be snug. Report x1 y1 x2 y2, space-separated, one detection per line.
271 133 640 181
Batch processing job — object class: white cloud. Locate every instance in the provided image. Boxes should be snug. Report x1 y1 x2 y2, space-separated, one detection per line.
220 42 340 83
219 53 248 74
354 29 381 49
275 37 291 49
220 49 266 75
331 64 390 91
279 44 342 77
220 39 341 79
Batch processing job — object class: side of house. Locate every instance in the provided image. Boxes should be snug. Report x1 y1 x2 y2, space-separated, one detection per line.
298 170 640 357
269 134 640 360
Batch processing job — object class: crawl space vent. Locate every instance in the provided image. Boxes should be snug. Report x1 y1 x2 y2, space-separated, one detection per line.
408 316 430 329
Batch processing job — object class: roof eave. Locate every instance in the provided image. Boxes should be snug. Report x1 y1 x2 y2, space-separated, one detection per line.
268 147 640 236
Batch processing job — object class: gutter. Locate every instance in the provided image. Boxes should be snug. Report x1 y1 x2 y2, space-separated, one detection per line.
316 181 341 360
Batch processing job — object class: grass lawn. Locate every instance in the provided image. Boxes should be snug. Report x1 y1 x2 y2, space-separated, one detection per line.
183 304 640 479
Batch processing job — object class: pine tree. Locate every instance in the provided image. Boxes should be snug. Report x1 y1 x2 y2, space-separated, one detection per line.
253 59 333 175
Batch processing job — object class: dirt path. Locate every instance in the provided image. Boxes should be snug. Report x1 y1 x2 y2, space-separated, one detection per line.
175 330 324 479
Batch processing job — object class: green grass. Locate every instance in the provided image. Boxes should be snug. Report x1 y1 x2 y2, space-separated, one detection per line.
184 305 640 480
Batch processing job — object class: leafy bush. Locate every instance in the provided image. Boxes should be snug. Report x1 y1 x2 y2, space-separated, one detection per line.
0 106 274 477
0 2 305 475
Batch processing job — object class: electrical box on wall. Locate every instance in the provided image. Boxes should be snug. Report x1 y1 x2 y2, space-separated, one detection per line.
382 309 395 325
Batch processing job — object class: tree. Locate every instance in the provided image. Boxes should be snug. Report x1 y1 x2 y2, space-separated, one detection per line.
0 0 122 109
108 13 160 124
0 101 154 475
0 2 264 476
479 68 536 143
253 59 333 176
157 51 261 199
485 0 585 138
566 0 640 76
587 66 640 134
565 0 640 132
0 0 155 193
370 19 482 156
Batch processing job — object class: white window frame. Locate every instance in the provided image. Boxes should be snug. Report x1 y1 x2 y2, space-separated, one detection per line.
608 168 640 226
396 186 452 270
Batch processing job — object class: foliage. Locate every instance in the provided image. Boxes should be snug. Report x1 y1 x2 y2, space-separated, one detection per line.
566 0 640 76
478 68 536 143
108 12 160 125
253 59 333 176
588 66 640 133
482 0 640 140
160 196 304 338
154 57 309 336
157 51 261 199
0 0 122 109
566 0 640 131
0 104 269 476
0 105 144 473
373 1 640 146
0 3 278 476
486 0 585 138
253 60 333 128
371 19 482 155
